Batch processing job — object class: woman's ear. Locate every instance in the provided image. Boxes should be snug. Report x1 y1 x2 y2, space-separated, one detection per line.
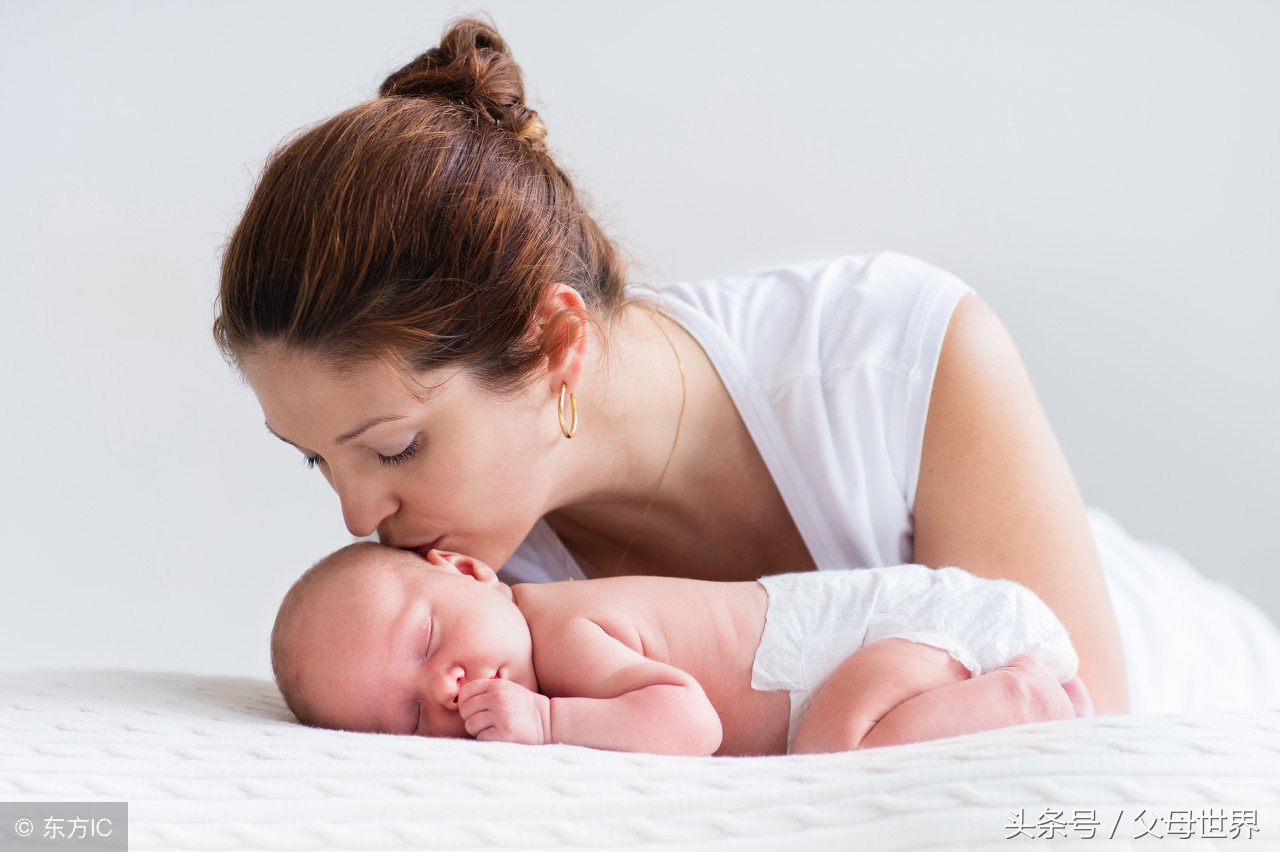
531 283 589 393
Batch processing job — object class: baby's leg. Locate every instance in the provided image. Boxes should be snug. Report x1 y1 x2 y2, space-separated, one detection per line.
791 639 1076 754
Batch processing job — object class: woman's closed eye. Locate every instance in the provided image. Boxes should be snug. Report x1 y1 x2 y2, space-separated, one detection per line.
299 437 419 470
378 435 422 467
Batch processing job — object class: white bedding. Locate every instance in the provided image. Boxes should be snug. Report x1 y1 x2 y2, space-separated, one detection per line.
2 670 1278 850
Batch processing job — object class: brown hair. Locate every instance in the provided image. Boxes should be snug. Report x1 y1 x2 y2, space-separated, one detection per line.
214 17 628 390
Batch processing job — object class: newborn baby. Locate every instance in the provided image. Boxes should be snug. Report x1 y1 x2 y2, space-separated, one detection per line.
272 543 1091 755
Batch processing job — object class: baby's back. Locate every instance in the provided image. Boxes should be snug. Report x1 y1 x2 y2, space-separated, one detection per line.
514 575 791 755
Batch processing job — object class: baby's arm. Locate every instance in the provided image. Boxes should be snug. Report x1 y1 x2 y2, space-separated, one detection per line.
460 616 722 755
791 638 1076 753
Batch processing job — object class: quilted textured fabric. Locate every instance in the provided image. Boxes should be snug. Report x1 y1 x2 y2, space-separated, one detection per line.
2 670 1277 850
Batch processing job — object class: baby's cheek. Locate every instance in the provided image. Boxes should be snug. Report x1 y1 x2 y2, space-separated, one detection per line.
431 707 471 739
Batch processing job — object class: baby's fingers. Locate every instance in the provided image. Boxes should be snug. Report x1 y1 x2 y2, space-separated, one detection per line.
458 682 496 721
456 679 549 744
463 708 498 739
458 677 497 706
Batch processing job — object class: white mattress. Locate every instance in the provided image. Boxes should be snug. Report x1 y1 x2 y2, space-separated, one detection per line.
2 670 1278 850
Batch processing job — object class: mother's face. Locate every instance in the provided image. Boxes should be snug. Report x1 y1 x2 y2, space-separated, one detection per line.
243 347 561 570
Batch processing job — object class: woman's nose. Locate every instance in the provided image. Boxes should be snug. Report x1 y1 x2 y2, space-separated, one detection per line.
332 473 398 539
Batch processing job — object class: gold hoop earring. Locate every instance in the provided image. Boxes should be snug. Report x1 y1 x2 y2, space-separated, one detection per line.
558 382 578 439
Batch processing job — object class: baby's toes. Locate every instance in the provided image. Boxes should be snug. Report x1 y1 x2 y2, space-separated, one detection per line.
1061 675 1095 718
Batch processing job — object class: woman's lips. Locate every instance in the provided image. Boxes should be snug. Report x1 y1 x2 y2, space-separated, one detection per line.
410 537 443 559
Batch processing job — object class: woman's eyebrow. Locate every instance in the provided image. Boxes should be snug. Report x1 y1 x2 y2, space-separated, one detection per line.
333 416 407 445
263 416 407 447
264 423 298 448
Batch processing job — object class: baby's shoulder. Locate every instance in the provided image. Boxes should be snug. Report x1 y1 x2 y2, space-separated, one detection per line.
514 578 650 651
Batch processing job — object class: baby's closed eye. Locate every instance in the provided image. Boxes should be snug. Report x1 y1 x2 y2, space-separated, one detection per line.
420 618 434 663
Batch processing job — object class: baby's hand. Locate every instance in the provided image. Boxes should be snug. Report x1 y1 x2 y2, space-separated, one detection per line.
458 678 552 745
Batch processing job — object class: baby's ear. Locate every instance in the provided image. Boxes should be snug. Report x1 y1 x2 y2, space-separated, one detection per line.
425 550 504 591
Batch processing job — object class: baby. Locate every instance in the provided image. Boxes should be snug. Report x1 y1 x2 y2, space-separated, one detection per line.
272 543 1091 755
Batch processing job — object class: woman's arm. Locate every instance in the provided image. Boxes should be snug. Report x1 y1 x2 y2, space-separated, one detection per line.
913 294 1129 713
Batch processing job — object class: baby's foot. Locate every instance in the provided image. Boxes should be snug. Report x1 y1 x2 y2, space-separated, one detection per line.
996 654 1078 723
1060 675 1095 718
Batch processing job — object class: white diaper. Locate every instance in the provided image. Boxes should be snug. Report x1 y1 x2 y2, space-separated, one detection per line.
750 565 1079 750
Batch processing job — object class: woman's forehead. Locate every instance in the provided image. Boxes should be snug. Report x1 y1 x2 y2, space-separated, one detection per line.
247 349 402 403
249 349 466 422
247 364 427 453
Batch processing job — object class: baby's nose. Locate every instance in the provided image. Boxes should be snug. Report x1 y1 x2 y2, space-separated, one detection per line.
435 665 465 708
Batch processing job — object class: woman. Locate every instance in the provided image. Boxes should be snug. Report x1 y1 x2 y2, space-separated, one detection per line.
215 19 1280 717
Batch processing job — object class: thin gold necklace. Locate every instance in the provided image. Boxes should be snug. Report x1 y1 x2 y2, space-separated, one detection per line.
554 307 687 579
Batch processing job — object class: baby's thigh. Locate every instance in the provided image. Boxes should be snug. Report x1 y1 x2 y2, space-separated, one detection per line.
793 638 970 750
820 638 971 700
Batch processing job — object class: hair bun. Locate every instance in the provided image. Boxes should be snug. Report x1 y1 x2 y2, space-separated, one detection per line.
379 18 547 147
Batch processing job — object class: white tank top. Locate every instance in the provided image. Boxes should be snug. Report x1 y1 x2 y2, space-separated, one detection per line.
503 253 972 583
500 254 1280 715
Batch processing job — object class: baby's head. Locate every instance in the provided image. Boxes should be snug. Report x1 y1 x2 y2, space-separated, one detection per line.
271 542 536 737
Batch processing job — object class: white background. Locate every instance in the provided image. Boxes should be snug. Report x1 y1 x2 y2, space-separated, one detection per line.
3 1 1276 679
